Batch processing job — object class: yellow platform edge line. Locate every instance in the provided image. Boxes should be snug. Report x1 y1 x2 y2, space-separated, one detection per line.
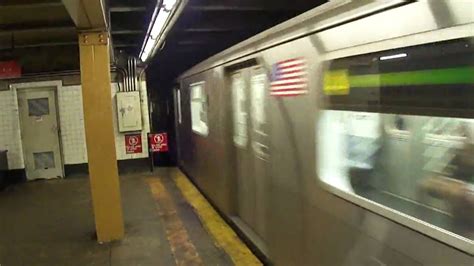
172 170 262 266
147 177 204 265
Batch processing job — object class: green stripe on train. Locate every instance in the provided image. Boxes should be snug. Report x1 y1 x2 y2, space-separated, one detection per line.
349 67 474 88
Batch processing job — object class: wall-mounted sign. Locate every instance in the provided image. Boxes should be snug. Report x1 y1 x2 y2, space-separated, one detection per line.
125 134 142 154
149 133 168 152
0 61 21 79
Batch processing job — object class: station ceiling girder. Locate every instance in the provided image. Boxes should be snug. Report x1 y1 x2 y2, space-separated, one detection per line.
61 0 107 29
110 6 146 12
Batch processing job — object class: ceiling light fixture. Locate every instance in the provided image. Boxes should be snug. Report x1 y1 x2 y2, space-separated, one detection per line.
139 0 186 62
379 53 407 61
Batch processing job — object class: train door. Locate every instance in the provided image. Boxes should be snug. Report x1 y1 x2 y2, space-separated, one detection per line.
231 65 270 245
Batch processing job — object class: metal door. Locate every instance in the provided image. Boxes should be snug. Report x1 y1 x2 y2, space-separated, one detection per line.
231 66 270 241
249 66 270 240
18 88 63 180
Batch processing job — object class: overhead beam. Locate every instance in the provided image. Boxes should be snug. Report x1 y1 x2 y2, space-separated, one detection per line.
62 0 107 29
110 12 144 32
111 29 144 35
188 0 323 11
0 1 63 9
186 4 309 12
0 21 75 31
176 40 208 45
0 25 77 51
173 34 250 46
0 26 76 34
187 5 267 12
0 3 72 27
176 11 278 33
110 6 146 12
114 43 138 48
0 41 77 51
181 27 242 33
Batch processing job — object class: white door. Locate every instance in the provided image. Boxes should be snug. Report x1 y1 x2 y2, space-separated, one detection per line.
18 87 63 180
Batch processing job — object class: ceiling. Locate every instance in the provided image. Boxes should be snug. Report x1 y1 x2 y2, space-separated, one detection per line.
0 0 327 78
0 0 78 74
145 0 328 90
109 0 155 56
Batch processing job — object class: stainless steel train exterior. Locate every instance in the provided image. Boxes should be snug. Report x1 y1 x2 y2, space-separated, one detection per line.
174 1 474 265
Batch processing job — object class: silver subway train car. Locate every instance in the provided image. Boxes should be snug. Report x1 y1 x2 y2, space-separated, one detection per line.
174 1 473 265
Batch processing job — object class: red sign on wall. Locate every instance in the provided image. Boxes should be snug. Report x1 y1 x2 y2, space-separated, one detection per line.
149 133 168 152
0 61 21 79
125 134 142 154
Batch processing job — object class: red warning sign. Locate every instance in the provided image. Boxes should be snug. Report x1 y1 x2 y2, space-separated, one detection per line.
149 133 168 152
0 61 21 79
125 134 142 154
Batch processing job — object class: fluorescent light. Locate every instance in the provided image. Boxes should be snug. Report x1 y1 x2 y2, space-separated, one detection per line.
140 50 149 62
139 0 184 62
150 9 171 39
163 0 177 9
379 53 407 61
140 39 154 62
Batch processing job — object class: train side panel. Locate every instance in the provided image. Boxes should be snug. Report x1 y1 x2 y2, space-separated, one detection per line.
178 68 236 214
175 1 474 265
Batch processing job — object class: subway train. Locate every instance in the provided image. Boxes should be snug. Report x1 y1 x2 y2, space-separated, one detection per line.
173 1 473 265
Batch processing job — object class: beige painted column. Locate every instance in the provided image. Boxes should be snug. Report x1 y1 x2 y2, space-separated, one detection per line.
79 31 124 242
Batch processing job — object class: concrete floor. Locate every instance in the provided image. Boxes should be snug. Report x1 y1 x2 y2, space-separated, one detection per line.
0 168 233 266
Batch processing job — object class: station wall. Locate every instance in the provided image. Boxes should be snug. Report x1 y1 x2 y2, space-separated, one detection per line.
0 78 150 173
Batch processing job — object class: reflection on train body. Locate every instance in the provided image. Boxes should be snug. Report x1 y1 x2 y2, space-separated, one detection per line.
319 111 474 238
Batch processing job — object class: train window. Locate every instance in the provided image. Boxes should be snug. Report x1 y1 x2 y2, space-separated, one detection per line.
250 71 267 134
232 72 248 147
318 38 474 243
384 115 410 140
177 88 182 124
190 82 208 136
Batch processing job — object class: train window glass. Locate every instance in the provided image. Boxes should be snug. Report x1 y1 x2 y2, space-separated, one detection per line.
177 88 182 124
250 71 267 134
318 38 474 241
190 82 208 136
385 115 410 140
232 73 248 147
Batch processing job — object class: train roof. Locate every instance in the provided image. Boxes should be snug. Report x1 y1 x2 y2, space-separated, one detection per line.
178 0 407 80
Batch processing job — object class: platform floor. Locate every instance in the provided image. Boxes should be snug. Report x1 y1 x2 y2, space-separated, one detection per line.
0 168 260 266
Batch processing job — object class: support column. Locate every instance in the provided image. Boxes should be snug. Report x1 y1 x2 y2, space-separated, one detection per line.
79 31 124 242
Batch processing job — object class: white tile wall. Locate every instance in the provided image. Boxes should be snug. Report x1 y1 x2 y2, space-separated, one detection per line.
58 85 88 164
0 89 24 169
0 79 150 170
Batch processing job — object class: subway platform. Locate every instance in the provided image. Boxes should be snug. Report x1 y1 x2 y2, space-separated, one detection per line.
0 168 261 266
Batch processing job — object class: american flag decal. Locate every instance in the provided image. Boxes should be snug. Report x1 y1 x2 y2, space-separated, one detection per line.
270 57 308 96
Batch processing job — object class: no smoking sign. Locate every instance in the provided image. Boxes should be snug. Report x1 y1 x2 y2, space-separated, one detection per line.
125 134 142 154
149 133 168 152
